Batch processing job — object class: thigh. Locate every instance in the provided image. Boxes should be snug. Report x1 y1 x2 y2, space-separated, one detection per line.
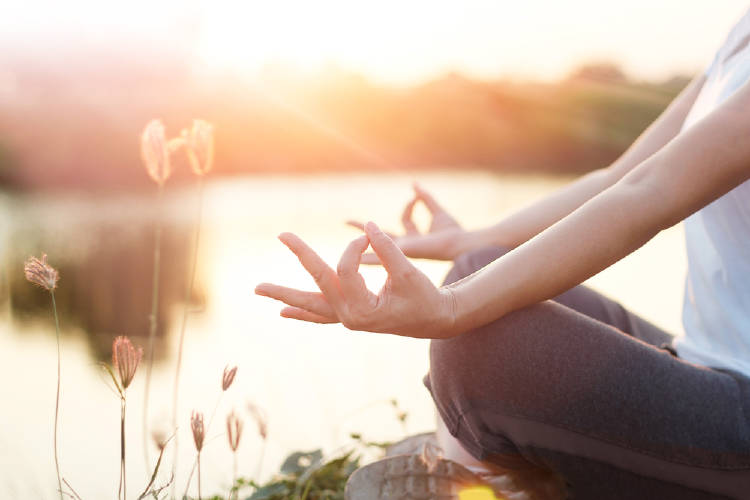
426 300 750 498
446 246 673 347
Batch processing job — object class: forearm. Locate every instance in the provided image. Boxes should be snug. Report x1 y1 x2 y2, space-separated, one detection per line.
448 177 662 332
467 167 615 249
446 79 750 335
465 75 706 251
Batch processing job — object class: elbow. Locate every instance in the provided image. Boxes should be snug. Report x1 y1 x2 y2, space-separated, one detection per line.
614 159 683 233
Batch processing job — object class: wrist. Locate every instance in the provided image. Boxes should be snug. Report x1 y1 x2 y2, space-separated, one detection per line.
438 286 461 338
452 229 486 258
441 271 512 336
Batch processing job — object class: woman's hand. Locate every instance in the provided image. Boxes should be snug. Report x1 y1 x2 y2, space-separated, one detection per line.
254 222 459 339
348 183 469 263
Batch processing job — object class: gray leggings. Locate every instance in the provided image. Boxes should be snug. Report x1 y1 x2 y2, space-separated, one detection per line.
423 247 750 499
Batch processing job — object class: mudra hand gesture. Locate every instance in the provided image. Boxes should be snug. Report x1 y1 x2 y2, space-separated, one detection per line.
348 183 467 263
254 221 458 339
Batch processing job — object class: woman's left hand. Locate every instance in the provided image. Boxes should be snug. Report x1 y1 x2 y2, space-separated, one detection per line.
255 221 458 339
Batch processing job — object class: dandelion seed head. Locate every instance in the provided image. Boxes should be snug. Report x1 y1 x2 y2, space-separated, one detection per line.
112 336 143 390
184 119 214 176
24 253 59 291
141 119 171 186
226 409 243 452
222 365 237 391
191 411 205 452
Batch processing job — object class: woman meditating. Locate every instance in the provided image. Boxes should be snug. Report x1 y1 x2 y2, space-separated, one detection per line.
255 9 750 499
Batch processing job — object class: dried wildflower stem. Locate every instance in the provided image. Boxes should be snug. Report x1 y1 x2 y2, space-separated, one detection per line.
109 336 141 500
189 411 205 500
62 478 82 500
182 391 221 498
171 177 206 483
232 452 238 500
119 396 127 500
50 291 63 500
138 433 173 500
197 454 202 500
227 409 243 499
247 403 268 483
143 184 164 474
255 439 266 483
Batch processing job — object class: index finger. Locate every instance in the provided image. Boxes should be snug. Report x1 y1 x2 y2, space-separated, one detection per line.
278 232 343 308
401 197 419 235
413 183 445 214
346 220 396 239
337 235 371 302
363 222 412 275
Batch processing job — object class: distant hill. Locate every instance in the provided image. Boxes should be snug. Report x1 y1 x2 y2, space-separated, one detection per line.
0 50 690 192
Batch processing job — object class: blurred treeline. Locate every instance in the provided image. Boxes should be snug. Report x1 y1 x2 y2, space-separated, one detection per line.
0 50 690 191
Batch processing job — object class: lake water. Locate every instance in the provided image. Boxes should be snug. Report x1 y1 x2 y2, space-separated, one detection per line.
0 170 687 498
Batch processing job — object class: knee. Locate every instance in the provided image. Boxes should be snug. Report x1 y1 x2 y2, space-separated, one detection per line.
443 245 511 285
426 303 563 462
428 303 556 418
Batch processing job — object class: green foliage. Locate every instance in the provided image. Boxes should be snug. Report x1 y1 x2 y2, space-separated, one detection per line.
196 434 392 500
243 449 360 500
218 448 361 500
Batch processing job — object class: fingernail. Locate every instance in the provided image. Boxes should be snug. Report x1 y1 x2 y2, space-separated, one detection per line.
365 221 381 234
254 284 267 295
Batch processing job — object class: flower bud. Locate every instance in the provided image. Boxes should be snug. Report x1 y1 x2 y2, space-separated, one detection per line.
183 119 214 176
226 410 243 452
141 119 171 186
24 254 59 291
247 403 268 440
191 411 205 452
112 336 142 390
222 365 237 391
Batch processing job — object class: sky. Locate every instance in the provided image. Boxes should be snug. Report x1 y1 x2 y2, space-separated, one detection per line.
3 0 750 84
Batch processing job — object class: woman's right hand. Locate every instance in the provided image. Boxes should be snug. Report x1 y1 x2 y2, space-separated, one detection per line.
348 183 470 263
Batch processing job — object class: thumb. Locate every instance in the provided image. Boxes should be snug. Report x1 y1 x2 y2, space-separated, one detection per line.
360 252 383 265
364 221 411 275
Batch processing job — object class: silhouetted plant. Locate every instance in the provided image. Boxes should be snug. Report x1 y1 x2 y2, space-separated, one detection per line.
172 119 214 490
24 254 63 500
107 336 143 500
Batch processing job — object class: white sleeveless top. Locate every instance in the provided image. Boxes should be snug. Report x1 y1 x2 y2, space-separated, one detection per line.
675 7 750 377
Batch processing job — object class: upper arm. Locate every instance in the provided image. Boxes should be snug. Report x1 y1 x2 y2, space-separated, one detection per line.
605 74 708 184
619 77 750 231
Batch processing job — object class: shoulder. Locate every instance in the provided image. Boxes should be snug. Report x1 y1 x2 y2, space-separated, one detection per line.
706 7 750 75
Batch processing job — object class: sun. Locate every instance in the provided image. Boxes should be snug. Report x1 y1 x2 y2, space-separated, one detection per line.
193 0 498 84
196 0 388 72
192 0 737 85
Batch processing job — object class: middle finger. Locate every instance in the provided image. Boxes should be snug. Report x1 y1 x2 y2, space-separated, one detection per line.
278 232 343 308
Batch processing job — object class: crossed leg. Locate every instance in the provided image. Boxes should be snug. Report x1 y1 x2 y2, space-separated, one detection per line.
424 247 750 499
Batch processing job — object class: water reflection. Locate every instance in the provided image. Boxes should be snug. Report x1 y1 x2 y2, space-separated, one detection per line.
4 198 203 362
